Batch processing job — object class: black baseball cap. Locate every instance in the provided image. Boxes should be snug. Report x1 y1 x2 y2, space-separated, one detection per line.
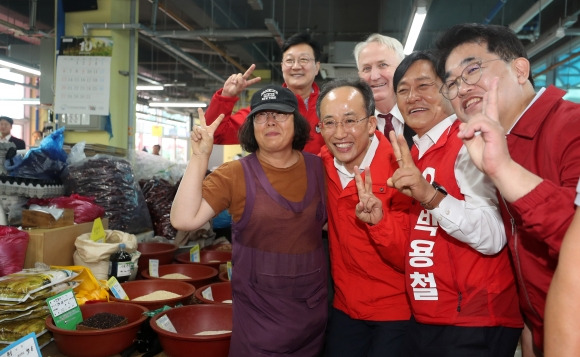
247 85 298 118
0 116 13 125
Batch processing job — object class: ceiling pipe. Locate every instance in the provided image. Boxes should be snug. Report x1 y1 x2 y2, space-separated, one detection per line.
509 0 554 33
154 29 274 39
146 0 248 74
82 23 225 83
483 0 507 24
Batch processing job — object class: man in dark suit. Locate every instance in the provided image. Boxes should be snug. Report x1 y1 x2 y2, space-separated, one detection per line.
354 33 416 148
0 116 25 150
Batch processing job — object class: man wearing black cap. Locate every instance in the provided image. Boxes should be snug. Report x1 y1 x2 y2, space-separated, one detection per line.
0 116 25 150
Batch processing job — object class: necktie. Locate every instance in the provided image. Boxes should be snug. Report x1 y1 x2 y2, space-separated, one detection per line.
378 113 394 136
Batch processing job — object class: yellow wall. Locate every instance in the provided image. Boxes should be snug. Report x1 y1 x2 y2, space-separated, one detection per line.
62 0 136 149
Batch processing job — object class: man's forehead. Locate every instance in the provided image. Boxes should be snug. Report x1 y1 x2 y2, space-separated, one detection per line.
283 44 313 56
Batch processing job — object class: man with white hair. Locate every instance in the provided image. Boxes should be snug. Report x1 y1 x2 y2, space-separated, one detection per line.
354 34 415 147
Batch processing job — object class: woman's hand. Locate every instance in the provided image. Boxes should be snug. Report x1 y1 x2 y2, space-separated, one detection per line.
190 108 224 158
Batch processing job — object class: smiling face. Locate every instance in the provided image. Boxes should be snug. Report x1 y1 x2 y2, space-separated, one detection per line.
253 111 295 154
357 42 402 113
319 86 376 173
281 43 320 93
396 60 454 137
444 42 529 130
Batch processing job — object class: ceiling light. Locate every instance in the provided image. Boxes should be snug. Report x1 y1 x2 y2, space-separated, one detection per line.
137 85 164 91
403 3 428 55
0 56 41 77
149 101 207 108
0 98 40 105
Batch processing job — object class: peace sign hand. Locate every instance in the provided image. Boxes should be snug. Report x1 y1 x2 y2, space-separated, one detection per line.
457 77 511 177
190 108 224 158
222 64 262 98
387 131 435 203
354 165 384 225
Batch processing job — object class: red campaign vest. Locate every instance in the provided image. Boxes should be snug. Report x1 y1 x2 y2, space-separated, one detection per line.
407 120 522 327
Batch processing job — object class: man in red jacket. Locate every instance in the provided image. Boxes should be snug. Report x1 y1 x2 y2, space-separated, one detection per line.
437 23 580 355
203 32 325 154
317 78 411 357
388 50 522 356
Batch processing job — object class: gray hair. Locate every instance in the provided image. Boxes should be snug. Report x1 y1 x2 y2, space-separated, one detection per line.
353 33 405 70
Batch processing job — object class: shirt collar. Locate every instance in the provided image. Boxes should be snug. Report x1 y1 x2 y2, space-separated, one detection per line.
413 114 457 159
507 87 545 134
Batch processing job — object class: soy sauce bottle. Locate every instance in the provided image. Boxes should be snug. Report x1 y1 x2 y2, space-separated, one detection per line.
109 243 133 282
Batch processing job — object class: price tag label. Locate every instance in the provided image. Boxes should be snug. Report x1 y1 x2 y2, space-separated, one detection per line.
201 286 214 301
90 218 106 243
155 314 177 333
0 333 41 357
46 289 82 330
107 276 129 300
189 244 200 263
149 259 159 278
226 261 232 281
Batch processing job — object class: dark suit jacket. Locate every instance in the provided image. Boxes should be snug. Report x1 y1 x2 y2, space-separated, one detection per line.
9 136 26 150
403 124 416 149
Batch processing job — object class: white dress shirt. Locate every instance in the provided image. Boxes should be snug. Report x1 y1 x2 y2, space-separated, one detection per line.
375 104 404 136
413 115 507 255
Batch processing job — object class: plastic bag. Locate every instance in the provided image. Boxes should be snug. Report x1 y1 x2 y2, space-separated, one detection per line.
62 154 153 233
0 227 29 277
139 178 178 239
4 127 68 181
28 194 105 224
51 265 109 305
73 230 140 281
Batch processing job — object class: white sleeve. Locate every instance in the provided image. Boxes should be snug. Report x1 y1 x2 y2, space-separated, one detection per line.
429 145 507 254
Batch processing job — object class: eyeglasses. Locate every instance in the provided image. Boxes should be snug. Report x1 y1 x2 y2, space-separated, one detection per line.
440 58 507 100
282 57 315 67
318 116 370 132
253 111 292 124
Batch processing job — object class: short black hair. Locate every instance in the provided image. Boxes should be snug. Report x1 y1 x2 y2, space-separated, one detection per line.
435 23 534 87
237 110 311 152
394 51 439 92
281 32 322 62
0 116 14 125
316 79 375 119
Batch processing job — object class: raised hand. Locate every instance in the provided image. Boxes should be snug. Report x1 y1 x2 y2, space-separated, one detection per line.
387 131 434 203
354 165 384 225
457 77 511 177
222 64 262 98
190 108 224 158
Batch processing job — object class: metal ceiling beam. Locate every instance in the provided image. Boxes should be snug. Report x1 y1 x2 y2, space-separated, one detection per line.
154 29 274 40
146 0 248 74
82 22 226 83
509 0 555 33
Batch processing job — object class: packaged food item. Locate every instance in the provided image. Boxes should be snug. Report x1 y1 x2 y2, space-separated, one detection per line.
0 269 76 302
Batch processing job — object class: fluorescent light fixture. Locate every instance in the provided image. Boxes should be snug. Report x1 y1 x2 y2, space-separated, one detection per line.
136 85 164 91
404 5 427 55
0 98 40 105
0 56 41 77
149 101 207 108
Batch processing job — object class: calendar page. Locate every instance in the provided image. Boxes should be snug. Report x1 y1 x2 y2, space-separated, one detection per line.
54 56 111 115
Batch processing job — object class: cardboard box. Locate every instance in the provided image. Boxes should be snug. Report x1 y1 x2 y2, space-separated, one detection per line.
21 209 75 229
23 218 109 268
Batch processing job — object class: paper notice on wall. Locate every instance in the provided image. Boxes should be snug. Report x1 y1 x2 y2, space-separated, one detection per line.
53 56 111 115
